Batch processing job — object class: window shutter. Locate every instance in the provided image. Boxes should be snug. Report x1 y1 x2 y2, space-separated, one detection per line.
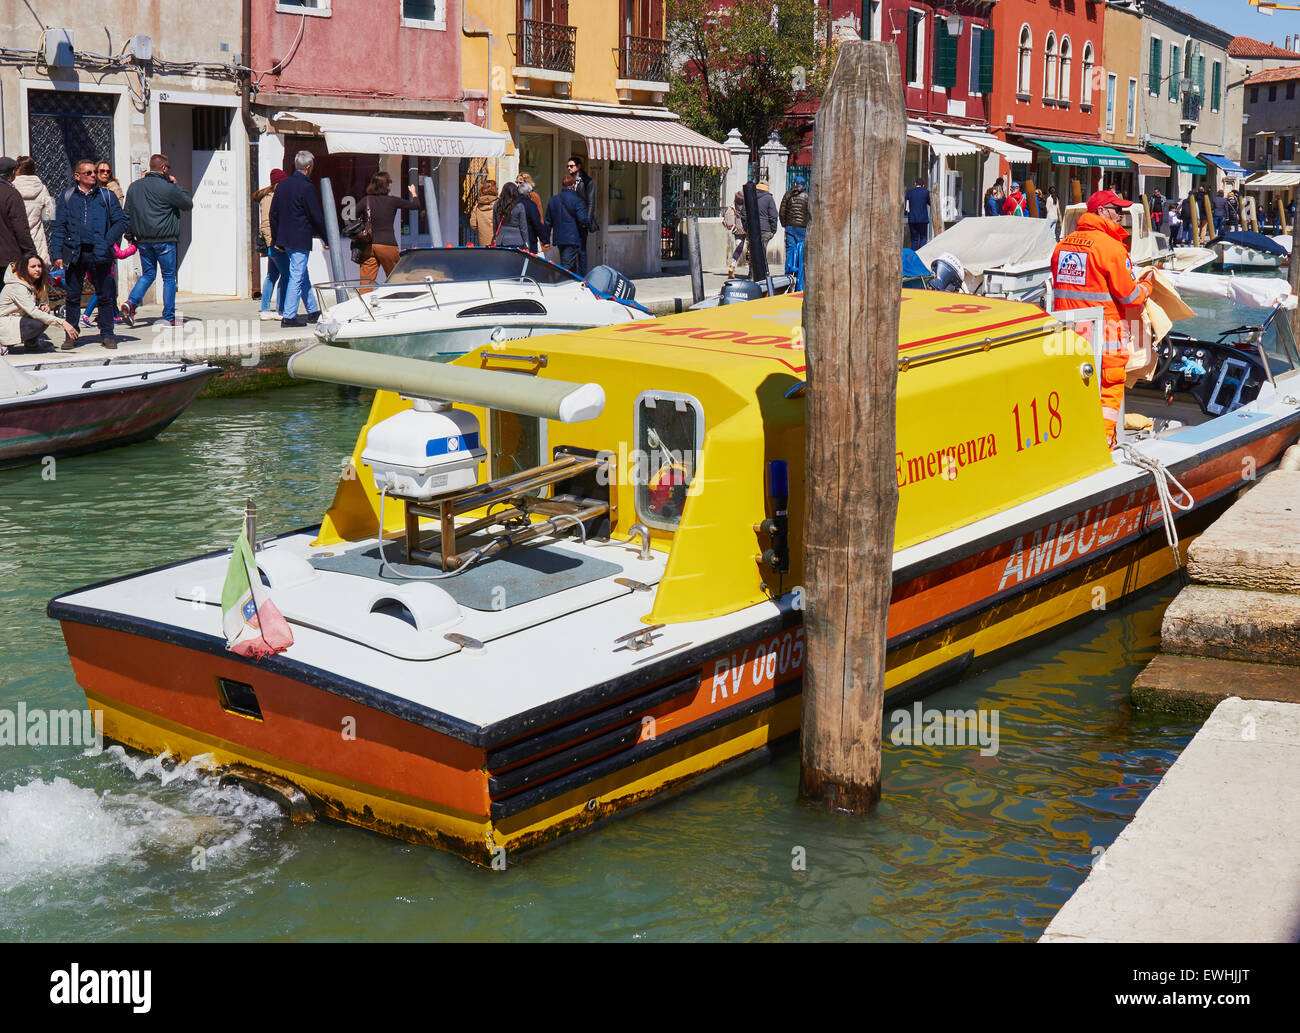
979 28 995 94
1150 39 1161 95
906 15 917 82
1169 45 1179 100
1197 54 1205 99
1212 62 1221 109
933 24 957 88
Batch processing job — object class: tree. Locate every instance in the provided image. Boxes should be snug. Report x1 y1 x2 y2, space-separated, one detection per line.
667 0 835 161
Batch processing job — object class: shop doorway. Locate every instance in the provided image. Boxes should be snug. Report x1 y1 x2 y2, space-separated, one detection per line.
160 103 237 296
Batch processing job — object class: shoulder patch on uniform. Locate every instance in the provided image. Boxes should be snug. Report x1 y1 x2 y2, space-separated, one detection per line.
1055 250 1088 286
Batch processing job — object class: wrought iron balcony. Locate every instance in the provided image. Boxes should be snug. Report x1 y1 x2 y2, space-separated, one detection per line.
1181 92 1202 128
620 34 667 84
516 19 576 74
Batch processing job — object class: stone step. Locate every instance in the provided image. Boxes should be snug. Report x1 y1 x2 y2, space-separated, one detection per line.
1132 653 1300 719
1187 468 1300 593
1162 584 1300 666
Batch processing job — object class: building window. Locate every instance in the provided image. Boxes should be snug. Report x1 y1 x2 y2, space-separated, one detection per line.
1082 42 1094 107
1059 37 1072 102
970 26 994 95
1044 33 1058 100
1249 137 1256 162
906 10 925 87
620 0 667 81
1270 84 1278 102
1018 25 1032 96
401 0 445 29
1198 54 1206 103
1251 86 1259 103
1290 82 1297 101
1127 78 1138 135
1169 44 1180 101
607 161 641 226
277 0 330 14
1106 72 1117 131
1212 61 1222 111
861 1 882 41
1149 37 1162 96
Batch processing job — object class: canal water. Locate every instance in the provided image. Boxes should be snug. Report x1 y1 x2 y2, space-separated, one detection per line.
7 260 1273 944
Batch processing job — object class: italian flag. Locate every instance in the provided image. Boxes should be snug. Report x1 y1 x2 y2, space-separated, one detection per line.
221 526 293 659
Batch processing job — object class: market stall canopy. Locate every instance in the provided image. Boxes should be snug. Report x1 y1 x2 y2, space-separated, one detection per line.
271 111 508 158
1028 140 1129 168
525 109 730 167
1245 171 1300 188
1146 143 1206 174
1198 153 1249 177
906 127 979 157
955 132 1033 164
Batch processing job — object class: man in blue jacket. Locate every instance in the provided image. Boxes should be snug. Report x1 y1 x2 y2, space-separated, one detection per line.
50 158 128 347
543 173 589 273
904 177 931 251
269 150 328 327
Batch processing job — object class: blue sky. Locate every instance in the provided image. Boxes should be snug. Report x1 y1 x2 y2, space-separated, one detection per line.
1170 0 1300 44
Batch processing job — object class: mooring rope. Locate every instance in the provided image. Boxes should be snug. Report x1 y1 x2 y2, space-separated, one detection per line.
1115 442 1195 571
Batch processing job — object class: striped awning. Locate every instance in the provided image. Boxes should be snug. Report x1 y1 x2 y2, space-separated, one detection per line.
1245 172 1300 188
906 126 980 156
525 109 730 168
956 132 1034 164
1131 153 1172 176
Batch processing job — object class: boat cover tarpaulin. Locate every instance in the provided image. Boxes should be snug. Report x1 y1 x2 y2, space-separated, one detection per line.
1160 270 1298 310
917 216 1058 288
902 249 931 279
1217 231 1290 257
0 355 45 399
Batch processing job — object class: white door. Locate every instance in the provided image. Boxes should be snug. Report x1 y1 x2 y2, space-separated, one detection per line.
181 149 237 295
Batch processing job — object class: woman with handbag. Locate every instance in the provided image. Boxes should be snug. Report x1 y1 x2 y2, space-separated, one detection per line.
357 172 422 289
253 169 288 320
492 181 542 251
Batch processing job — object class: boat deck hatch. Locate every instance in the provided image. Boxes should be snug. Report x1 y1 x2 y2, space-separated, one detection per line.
308 541 623 611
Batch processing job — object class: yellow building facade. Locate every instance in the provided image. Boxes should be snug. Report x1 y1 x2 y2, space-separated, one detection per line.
461 0 727 276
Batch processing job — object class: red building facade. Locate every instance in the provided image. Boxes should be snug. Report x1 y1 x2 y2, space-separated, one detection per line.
987 0 1108 200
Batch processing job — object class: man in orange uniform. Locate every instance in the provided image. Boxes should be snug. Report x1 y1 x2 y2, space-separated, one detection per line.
1051 189 1153 446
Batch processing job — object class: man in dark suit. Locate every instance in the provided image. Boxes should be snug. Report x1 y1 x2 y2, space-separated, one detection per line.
543 173 589 273
568 156 597 276
49 158 128 347
269 150 328 328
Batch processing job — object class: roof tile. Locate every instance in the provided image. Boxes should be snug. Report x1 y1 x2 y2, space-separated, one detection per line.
1230 36 1300 59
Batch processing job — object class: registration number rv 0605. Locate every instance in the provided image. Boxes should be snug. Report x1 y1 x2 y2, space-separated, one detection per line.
708 628 804 705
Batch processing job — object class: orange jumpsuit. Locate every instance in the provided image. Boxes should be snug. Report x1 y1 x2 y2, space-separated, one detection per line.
1051 212 1152 446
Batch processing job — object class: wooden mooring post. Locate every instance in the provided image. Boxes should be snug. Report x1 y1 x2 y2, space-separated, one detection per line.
798 41 902 813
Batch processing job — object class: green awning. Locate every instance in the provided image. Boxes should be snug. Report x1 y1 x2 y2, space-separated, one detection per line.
1147 143 1206 174
1029 140 1130 169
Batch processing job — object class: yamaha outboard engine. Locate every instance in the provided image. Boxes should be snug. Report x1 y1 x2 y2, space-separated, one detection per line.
585 265 637 301
718 279 764 305
929 252 966 293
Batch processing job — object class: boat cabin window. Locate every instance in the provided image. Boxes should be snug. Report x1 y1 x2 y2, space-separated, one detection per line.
634 391 704 531
490 410 545 488
1257 308 1300 378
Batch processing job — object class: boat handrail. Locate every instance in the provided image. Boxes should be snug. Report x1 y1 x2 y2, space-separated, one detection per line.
78 363 197 389
899 320 1075 372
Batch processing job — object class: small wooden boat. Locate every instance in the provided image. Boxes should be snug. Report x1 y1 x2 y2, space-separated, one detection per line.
0 357 217 468
49 292 1300 865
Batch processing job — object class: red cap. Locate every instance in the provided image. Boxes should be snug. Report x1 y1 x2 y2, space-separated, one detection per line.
1086 189 1134 213
270 168 288 186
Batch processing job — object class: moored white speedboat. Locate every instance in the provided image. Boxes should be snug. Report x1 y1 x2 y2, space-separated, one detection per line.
1 356 217 468
49 293 1300 865
313 246 653 361
1212 231 1288 270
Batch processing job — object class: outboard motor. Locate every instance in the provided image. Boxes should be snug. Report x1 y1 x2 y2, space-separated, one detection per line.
718 279 764 305
585 265 637 301
929 252 966 293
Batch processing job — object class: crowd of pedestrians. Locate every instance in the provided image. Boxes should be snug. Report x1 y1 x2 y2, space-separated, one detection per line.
0 150 190 353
